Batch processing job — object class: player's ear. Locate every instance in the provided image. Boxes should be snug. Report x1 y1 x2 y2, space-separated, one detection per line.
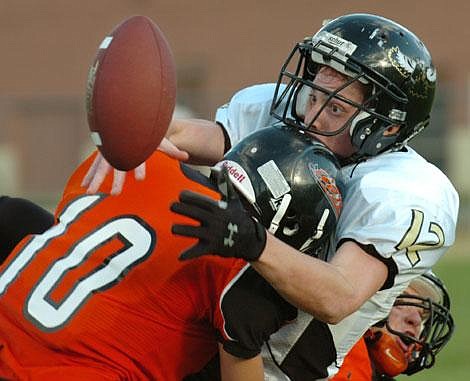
383 125 401 136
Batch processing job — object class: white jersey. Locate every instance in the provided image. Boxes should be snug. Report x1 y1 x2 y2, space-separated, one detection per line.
215 83 459 380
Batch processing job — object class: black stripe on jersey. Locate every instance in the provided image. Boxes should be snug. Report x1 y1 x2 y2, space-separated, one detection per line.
337 238 399 290
267 317 336 380
220 266 297 359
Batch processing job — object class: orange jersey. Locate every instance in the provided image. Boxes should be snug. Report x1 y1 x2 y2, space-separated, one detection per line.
330 338 373 381
0 151 281 380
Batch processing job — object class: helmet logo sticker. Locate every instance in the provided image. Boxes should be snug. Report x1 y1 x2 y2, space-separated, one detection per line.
388 47 417 77
388 47 436 99
309 163 342 217
217 160 256 204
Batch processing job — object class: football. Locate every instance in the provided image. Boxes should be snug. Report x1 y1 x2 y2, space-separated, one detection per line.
86 15 176 171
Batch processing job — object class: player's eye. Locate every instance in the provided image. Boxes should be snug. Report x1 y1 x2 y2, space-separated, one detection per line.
329 102 346 115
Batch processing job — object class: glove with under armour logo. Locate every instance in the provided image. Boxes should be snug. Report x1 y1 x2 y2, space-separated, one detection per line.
171 167 267 261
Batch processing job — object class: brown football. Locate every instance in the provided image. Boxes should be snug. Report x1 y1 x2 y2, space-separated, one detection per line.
86 15 176 171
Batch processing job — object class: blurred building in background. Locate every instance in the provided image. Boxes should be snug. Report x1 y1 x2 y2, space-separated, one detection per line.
0 0 469 231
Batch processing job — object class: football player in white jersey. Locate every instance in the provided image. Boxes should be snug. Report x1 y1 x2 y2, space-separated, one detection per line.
84 13 459 379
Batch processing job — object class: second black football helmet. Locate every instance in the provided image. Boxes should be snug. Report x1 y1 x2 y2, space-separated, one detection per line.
217 124 342 258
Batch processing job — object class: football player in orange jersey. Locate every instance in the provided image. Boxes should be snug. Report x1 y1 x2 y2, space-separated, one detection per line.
332 272 453 381
0 196 452 381
0 126 342 380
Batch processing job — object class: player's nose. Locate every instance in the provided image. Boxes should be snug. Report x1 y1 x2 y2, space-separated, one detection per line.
404 309 422 337
305 103 326 132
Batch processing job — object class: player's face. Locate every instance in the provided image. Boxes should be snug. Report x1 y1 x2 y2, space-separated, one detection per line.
304 67 366 159
387 286 425 353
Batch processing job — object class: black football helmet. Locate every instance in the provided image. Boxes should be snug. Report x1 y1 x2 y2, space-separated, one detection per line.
270 13 436 163
386 272 454 375
217 125 342 258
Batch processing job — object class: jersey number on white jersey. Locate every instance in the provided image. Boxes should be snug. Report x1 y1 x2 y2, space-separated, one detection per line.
395 209 444 266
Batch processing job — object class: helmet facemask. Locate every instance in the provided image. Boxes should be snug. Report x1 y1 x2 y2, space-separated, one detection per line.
385 283 454 375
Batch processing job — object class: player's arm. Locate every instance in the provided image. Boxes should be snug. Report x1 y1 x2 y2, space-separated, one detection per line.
171 169 388 323
218 344 264 381
166 118 227 165
253 237 387 323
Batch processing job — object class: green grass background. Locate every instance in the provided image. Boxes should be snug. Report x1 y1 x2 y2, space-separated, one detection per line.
398 236 470 381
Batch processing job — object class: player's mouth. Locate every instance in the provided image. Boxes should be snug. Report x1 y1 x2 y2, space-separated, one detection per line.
396 337 409 353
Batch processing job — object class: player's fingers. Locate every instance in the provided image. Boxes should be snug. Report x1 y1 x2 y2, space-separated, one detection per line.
134 162 146 181
178 248 207 261
171 225 213 245
172 224 201 237
86 157 111 194
178 190 218 210
81 153 102 188
158 138 190 161
110 170 126 195
170 201 212 222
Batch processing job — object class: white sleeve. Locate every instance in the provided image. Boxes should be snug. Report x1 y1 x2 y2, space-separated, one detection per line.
215 83 283 147
336 150 459 287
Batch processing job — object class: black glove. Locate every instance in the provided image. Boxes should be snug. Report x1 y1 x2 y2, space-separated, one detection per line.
171 167 267 261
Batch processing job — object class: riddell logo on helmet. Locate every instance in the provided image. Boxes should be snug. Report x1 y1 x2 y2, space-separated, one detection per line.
220 161 246 183
218 160 256 204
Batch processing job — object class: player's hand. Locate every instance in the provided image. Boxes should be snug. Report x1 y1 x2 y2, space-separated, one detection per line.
158 137 190 161
81 152 146 195
171 167 267 261
81 139 189 195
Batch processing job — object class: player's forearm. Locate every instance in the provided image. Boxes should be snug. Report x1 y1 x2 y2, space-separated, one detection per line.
167 118 226 165
219 345 264 381
251 235 358 324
